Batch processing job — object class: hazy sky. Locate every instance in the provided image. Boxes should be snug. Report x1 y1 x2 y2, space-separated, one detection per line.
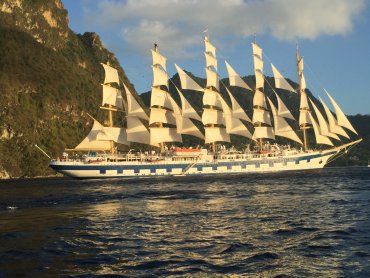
63 0 369 115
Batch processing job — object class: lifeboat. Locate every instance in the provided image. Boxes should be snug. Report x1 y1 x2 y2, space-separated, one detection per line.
172 148 201 156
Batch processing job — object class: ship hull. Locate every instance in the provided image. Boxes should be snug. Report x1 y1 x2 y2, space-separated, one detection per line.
50 150 337 179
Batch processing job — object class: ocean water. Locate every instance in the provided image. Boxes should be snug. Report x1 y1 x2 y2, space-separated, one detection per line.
0 167 370 277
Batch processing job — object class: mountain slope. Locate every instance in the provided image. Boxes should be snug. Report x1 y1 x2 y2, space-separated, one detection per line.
0 0 140 178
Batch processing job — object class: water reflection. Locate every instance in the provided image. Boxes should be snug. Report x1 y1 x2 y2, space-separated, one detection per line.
0 168 369 276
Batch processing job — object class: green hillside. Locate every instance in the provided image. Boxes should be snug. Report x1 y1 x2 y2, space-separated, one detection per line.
0 0 141 178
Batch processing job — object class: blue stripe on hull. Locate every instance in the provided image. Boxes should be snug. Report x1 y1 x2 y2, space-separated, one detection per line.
50 151 336 178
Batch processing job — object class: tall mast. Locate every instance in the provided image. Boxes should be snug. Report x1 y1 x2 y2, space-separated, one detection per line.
296 45 311 152
203 35 230 153
251 39 274 150
153 43 164 153
205 35 216 153
149 43 182 151
253 35 262 150
104 62 116 154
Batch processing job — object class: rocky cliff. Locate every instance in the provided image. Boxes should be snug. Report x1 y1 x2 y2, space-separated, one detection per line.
0 0 138 178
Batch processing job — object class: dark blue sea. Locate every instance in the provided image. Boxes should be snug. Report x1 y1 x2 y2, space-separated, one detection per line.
1 167 370 277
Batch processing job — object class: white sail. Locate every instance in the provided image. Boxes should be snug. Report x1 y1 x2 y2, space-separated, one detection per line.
102 84 123 109
97 127 129 145
174 64 203 92
221 98 253 139
252 109 272 126
299 110 312 126
175 87 201 121
252 43 262 59
127 117 151 145
252 126 275 140
299 91 311 127
309 98 340 140
205 126 230 144
150 87 172 109
226 117 253 139
202 108 225 126
152 66 169 88
319 97 350 138
205 39 216 57
149 107 177 125
74 120 112 151
267 97 302 144
225 61 252 91
205 52 218 71
177 117 205 139
225 87 251 122
252 42 264 89
101 63 120 85
254 70 264 90
150 127 182 145
151 49 167 71
203 88 222 108
326 90 357 135
124 84 149 121
253 89 267 109
205 68 219 91
271 63 295 92
309 114 333 146
297 57 307 91
274 92 294 120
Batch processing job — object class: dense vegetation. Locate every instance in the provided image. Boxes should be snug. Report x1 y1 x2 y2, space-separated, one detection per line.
0 0 368 178
0 0 140 178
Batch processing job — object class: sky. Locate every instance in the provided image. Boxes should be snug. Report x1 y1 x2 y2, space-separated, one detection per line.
62 0 370 115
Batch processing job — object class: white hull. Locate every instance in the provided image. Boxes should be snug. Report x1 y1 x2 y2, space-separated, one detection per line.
50 148 339 179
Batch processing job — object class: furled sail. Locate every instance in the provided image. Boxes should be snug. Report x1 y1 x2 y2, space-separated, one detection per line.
225 61 252 91
319 97 349 138
309 98 340 140
267 97 302 144
325 90 358 135
309 114 333 146
174 64 204 92
271 63 295 92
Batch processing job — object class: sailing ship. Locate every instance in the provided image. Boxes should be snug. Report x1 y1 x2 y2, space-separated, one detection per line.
49 35 362 178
